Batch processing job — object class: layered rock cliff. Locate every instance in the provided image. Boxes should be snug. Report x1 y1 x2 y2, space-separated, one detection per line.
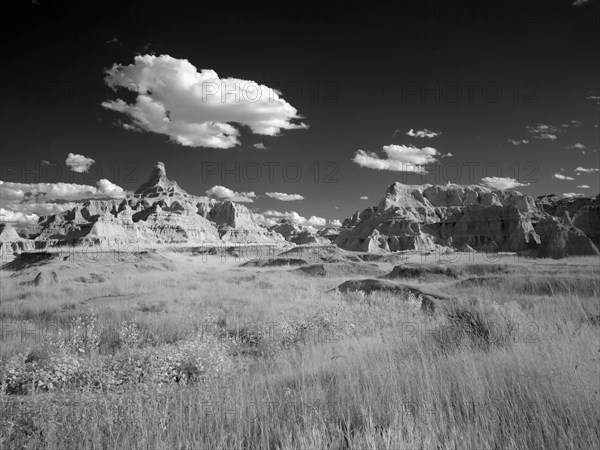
335 183 599 258
5 162 284 253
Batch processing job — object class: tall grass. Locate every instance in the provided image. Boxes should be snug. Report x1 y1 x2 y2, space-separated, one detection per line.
1 254 599 449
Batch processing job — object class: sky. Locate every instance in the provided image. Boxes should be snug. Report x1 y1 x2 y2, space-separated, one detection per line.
1 0 599 226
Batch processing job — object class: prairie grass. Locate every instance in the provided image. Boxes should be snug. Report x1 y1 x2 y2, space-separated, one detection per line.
1 252 599 449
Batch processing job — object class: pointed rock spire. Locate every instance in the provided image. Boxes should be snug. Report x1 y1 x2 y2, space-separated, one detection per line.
134 162 187 197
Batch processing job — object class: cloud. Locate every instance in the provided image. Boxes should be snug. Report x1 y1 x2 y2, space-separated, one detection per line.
0 208 39 224
407 128 440 139
563 192 584 198
577 185 591 189
566 143 587 153
106 37 122 46
329 219 342 227
262 210 326 227
0 179 125 203
265 192 304 201
573 0 590 6
527 123 560 140
253 143 268 150
0 179 124 223
65 153 96 173
205 185 256 202
574 166 599 174
360 196 369 200
508 139 529 145
481 177 529 190
102 54 308 149
553 173 575 180
353 145 446 172
252 213 278 228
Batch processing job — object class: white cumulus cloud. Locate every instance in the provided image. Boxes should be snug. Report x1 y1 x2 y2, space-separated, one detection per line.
0 208 39 224
574 166 599 174
508 139 529 145
102 54 308 149
262 210 326 228
329 219 342 227
65 153 96 173
553 173 575 181
353 145 446 172
0 179 125 203
265 192 304 201
577 185 591 189
360 196 369 200
481 177 530 190
205 185 256 202
407 128 440 138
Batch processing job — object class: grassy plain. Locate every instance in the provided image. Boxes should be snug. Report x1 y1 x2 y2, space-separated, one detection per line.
1 247 598 449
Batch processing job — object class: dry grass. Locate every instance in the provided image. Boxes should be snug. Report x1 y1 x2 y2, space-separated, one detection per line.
1 251 599 449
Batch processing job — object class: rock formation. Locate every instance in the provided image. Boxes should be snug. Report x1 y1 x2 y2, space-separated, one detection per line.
269 220 329 245
536 194 600 248
336 183 599 258
3 163 285 254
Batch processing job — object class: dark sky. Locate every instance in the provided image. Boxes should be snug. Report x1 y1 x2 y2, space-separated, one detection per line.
1 0 599 223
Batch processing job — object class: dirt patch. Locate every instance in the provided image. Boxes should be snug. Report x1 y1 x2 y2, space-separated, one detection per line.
242 258 308 268
384 264 461 280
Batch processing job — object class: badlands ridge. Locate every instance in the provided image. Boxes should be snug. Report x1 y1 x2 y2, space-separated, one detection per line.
1 162 598 259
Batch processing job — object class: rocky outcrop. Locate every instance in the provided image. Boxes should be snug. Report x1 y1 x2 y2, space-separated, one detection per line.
0 223 36 261
336 182 598 258
19 162 283 248
209 202 285 243
532 217 599 258
536 194 600 248
269 220 329 245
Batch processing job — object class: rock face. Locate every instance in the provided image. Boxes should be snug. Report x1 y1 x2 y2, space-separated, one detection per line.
18 162 284 249
0 223 36 261
269 220 329 245
209 202 284 243
536 194 600 248
336 183 599 258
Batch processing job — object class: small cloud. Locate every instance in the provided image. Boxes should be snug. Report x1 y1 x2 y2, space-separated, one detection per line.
407 128 441 139
577 185 591 189
508 139 530 146
481 177 529 190
527 123 560 140
106 37 122 46
566 143 587 153
574 166 599 174
360 196 369 200
573 0 590 6
335 206 340 210
563 192 584 198
65 153 95 173
41 160 52 165
537 133 557 140
205 185 256 202
253 143 268 150
353 145 447 172
265 192 304 201
329 219 342 227
553 173 575 180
